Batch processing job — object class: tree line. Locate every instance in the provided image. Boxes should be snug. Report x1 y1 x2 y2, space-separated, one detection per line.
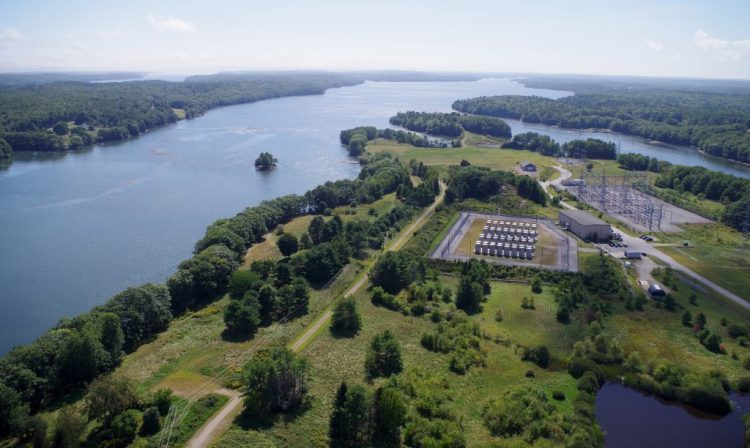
389 111 511 138
503 132 617 159
452 91 750 164
653 164 750 231
340 126 458 157
617 153 671 173
0 151 415 441
0 74 361 156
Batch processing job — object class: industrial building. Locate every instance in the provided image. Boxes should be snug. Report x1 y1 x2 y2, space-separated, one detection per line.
558 210 612 242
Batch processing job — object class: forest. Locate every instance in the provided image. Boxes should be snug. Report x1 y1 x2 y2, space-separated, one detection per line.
0 73 361 154
389 111 511 138
502 132 616 160
452 90 750 163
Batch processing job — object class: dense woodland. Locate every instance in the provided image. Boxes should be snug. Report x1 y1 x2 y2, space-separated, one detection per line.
502 132 617 160
0 74 360 155
389 111 511 138
453 90 750 163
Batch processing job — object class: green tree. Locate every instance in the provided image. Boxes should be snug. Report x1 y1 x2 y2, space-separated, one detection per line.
86 375 139 424
277 233 299 257
704 334 722 353
99 312 124 367
257 284 278 321
530 276 543 294
329 383 372 448
373 386 406 448
331 298 362 337
243 347 309 413
329 382 349 446
152 389 173 416
224 293 262 336
194 225 245 256
141 406 161 435
227 270 261 300
696 312 707 330
456 276 485 314
56 328 105 386
366 331 403 378
682 310 693 327
370 251 416 294
299 232 313 249
100 283 172 351
254 152 277 170
308 216 325 245
0 382 28 437
52 408 86 448
111 409 139 447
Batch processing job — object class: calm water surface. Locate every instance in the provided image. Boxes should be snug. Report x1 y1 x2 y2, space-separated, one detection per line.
596 383 750 447
0 78 567 354
2 78 750 354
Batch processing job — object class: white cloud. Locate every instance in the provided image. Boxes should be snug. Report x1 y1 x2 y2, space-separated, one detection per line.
1 27 25 41
645 39 663 51
146 14 195 33
694 30 750 61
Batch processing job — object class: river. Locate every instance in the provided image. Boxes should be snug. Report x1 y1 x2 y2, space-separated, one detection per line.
596 383 750 447
0 78 567 354
1 77 749 355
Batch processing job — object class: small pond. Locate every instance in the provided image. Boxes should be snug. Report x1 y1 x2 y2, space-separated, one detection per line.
596 383 750 447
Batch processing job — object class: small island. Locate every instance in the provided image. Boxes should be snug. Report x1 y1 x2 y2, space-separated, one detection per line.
254 152 278 170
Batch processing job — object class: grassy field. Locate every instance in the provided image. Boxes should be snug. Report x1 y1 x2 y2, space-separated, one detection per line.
607 267 750 380
367 138 559 173
215 277 584 447
654 223 750 302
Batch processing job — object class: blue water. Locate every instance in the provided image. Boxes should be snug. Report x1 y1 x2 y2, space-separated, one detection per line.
596 383 750 448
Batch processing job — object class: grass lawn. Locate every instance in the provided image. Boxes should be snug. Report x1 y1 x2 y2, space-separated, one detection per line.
216 277 583 447
654 223 750 302
607 270 750 380
367 138 559 174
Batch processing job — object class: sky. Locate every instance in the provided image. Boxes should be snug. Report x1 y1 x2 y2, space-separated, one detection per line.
1 0 749 79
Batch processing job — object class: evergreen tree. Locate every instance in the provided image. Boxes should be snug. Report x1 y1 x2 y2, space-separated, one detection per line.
373 386 406 448
366 331 403 378
331 298 362 337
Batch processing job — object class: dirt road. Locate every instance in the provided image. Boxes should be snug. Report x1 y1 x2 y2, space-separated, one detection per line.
185 181 446 448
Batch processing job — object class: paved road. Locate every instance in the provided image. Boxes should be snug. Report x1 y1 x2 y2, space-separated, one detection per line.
185 182 446 448
610 228 750 311
542 163 749 310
